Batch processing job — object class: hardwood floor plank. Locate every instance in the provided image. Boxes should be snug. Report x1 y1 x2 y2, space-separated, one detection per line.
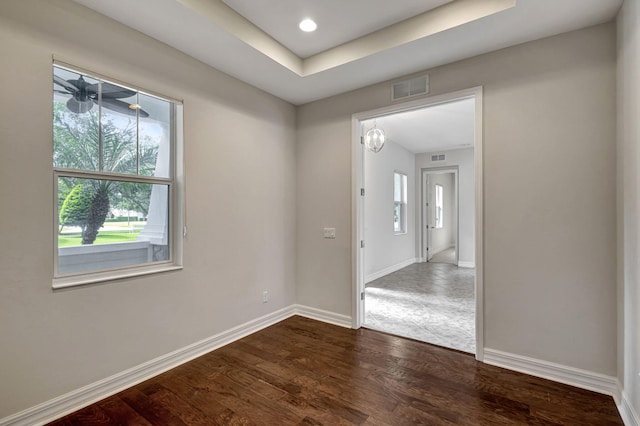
118 388 189 426
97 397 154 426
47 404 113 426
157 371 252 425
46 316 623 425
137 382 215 426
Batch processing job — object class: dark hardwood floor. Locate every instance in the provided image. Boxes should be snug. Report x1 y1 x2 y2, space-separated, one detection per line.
48 316 622 425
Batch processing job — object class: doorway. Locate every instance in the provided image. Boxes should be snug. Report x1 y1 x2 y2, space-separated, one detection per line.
423 168 458 265
352 87 484 359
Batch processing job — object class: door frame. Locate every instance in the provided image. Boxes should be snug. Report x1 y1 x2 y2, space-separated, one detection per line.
422 167 459 265
351 86 484 361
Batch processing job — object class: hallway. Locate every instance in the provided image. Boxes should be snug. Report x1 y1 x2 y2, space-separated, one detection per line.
429 246 457 264
364 262 475 353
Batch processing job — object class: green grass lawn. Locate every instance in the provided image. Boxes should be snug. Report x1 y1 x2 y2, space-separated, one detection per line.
58 221 144 247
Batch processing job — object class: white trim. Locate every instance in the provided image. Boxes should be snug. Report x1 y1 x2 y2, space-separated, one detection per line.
618 386 640 426
0 306 296 426
484 348 619 398
352 111 365 329
457 261 476 268
473 87 484 362
294 305 353 328
52 264 183 289
364 258 416 283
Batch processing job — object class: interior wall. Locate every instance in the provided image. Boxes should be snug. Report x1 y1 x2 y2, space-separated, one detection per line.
617 0 640 417
364 140 416 279
0 0 296 418
427 172 455 256
297 23 617 376
416 148 474 266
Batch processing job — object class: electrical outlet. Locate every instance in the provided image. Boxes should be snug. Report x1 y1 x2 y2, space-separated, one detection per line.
262 290 269 303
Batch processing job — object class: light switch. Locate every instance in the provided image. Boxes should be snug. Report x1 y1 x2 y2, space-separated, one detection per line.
323 228 336 239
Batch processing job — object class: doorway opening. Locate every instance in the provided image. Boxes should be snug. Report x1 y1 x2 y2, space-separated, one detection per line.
352 87 483 359
423 168 459 266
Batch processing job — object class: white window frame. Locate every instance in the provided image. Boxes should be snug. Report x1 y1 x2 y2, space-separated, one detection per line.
394 172 408 234
52 61 184 289
435 183 443 229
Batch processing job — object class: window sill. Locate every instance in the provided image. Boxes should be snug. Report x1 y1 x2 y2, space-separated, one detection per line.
394 231 408 236
52 264 183 289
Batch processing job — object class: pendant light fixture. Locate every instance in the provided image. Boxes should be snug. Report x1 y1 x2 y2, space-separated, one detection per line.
364 121 386 153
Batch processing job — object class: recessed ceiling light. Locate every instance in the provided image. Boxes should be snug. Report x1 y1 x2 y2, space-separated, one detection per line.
299 18 317 32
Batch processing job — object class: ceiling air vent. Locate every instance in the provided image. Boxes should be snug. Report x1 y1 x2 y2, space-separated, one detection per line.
431 154 446 162
392 75 429 101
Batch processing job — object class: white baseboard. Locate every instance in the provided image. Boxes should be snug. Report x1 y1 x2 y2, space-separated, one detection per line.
484 349 640 425
484 348 619 398
457 261 475 268
294 304 352 328
618 386 640 426
365 258 416 283
1 306 296 426
0 304 352 426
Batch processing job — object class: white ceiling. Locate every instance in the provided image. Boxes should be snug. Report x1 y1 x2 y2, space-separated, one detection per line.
221 0 453 58
72 0 623 105
362 98 475 154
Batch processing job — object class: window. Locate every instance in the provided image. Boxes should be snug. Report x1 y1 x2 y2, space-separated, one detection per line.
394 172 407 234
53 63 182 287
435 184 443 229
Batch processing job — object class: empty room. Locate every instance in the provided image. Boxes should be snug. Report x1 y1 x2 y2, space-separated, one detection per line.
1 0 639 425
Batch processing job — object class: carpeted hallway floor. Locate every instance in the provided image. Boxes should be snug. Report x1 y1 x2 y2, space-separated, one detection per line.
364 262 475 353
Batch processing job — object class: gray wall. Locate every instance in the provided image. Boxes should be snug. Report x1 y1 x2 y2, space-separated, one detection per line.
364 140 416 279
0 0 296 418
617 0 640 417
297 23 617 375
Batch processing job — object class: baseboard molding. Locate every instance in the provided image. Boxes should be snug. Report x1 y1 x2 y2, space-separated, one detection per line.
294 304 352 328
484 348 619 398
618 386 640 426
484 349 640 425
0 304 353 426
0 305 298 426
365 258 416 283
457 261 475 268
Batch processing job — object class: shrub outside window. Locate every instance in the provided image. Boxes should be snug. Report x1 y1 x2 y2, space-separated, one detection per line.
53 63 182 287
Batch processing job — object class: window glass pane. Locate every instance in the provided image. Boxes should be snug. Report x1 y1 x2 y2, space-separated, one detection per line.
139 94 171 178
57 176 169 275
435 184 443 229
394 172 407 233
53 67 100 171
402 174 407 202
101 83 138 175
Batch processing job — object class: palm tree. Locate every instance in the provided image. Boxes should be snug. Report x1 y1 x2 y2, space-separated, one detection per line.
54 104 158 244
